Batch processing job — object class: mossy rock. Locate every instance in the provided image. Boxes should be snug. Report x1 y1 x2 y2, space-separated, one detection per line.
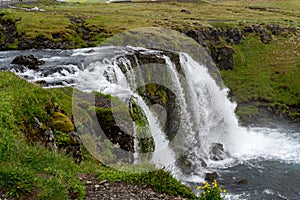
51 112 74 132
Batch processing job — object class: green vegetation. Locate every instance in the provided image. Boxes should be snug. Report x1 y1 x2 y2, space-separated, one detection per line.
221 33 300 121
197 180 226 200
97 168 197 199
1 0 299 46
0 72 85 199
0 72 197 199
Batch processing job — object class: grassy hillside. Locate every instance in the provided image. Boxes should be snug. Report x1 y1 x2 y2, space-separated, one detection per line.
0 72 198 199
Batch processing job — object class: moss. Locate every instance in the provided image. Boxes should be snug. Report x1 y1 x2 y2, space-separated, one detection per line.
129 98 155 154
54 130 70 147
51 112 74 132
236 105 259 118
146 83 157 97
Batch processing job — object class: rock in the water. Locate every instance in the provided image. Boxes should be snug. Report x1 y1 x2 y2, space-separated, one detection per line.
209 143 227 161
11 54 45 70
236 178 248 185
205 172 219 182
51 112 75 132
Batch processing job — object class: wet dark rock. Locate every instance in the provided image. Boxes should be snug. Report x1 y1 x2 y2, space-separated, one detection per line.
39 65 76 77
138 83 181 141
18 35 74 50
236 178 248 185
176 154 193 174
205 172 219 182
209 143 227 161
11 55 45 70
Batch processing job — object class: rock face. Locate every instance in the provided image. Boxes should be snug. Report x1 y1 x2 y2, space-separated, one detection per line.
243 24 272 44
11 55 45 70
211 46 234 70
25 111 83 164
184 27 241 70
209 143 227 161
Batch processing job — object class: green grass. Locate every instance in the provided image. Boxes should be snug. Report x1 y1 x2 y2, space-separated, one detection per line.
221 32 300 118
1 0 299 46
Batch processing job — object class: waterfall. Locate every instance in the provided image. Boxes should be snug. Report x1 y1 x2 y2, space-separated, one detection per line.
1 46 234 174
71 46 238 177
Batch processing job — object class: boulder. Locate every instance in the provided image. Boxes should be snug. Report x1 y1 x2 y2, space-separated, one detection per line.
51 112 75 132
224 28 243 44
209 143 227 161
11 55 45 70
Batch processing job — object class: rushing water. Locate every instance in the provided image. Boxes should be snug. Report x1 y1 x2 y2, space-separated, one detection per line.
1 47 300 200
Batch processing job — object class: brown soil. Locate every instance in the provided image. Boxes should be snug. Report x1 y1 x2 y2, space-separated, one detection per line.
80 174 188 200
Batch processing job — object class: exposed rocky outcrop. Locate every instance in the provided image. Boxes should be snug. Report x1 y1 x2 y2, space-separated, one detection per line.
184 27 242 70
0 13 19 50
25 111 83 164
210 46 234 70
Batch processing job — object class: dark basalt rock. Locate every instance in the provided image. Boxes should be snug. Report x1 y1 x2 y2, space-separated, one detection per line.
267 24 284 35
185 27 243 46
236 178 248 185
245 24 272 44
224 28 243 44
211 46 234 70
209 143 227 161
11 55 45 70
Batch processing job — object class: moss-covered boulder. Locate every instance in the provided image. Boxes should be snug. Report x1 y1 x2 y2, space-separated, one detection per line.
51 112 74 132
